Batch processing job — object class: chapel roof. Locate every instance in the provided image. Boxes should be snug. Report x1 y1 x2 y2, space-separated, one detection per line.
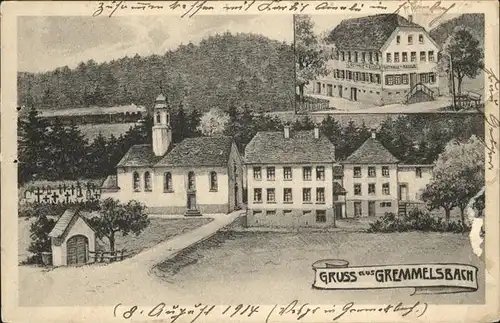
155 136 234 167
48 208 88 238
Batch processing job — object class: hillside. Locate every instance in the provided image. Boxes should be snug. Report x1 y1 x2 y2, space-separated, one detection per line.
17 32 295 113
429 13 485 47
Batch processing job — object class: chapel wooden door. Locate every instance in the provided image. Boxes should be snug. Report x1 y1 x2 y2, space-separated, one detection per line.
67 235 88 265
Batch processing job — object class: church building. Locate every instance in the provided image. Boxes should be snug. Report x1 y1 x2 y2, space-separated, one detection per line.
101 94 244 216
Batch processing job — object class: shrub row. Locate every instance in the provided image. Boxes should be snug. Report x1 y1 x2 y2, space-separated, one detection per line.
18 201 100 218
367 209 470 233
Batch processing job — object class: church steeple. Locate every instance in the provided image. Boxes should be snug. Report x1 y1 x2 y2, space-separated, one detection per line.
152 92 172 156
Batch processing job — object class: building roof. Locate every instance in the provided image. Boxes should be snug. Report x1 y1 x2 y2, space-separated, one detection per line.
154 136 234 167
48 208 88 238
116 144 163 168
244 130 335 164
326 14 423 51
342 137 399 164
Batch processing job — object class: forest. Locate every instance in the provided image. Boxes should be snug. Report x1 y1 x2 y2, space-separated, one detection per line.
18 103 484 185
17 32 295 113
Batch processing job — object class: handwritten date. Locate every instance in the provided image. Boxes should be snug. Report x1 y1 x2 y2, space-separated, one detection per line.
113 300 428 322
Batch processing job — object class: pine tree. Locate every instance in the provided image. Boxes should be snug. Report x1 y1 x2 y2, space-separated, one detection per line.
187 108 202 137
18 106 49 184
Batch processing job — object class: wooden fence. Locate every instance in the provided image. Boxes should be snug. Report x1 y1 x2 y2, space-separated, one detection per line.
296 100 330 113
89 249 129 263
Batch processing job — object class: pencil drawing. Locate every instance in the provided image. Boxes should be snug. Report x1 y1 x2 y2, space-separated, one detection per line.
15 13 487 310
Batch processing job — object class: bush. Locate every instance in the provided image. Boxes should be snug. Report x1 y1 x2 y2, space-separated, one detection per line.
27 215 57 264
19 200 100 218
367 210 471 233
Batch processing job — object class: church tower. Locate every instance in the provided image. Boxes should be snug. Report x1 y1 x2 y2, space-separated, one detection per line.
152 93 172 156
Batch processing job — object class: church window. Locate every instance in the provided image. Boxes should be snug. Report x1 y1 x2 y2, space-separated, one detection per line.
210 171 218 191
144 171 152 192
188 171 196 190
156 112 161 124
164 172 173 192
133 172 141 191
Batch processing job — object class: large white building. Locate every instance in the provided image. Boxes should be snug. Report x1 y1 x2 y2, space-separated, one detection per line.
341 132 433 217
101 94 244 215
244 127 433 226
309 14 441 105
244 126 346 227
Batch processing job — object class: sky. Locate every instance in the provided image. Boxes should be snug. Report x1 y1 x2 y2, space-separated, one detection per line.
17 13 459 73
309 13 460 38
17 15 294 73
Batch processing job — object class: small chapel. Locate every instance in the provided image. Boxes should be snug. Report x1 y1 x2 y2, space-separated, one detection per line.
101 93 244 216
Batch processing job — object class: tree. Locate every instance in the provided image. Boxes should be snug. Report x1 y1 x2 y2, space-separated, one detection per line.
320 115 344 158
443 27 484 96
422 135 484 227
198 107 230 136
87 132 110 178
89 198 150 252
18 106 49 184
171 103 188 143
421 180 458 227
294 15 328 101
187 108 202 137
28 214 57 263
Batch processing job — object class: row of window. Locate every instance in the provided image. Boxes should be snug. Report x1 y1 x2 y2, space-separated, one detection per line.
333 70 381 84
386 51 434 63
335 50 380 64
132 171 218 192
354 183 391 196
253 209 327 223
353 166 423 178
253 166 325 181
354 166 390 178
253 187 326 203
385 73 436 86
396 34 425 45
333 36 429 64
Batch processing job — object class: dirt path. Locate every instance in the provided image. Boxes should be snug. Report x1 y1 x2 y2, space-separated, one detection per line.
19 212 244 306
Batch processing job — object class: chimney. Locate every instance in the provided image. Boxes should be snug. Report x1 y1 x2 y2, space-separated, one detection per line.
314 126 320 139
371 130 376 139
408 15 413 23
284 125 290 139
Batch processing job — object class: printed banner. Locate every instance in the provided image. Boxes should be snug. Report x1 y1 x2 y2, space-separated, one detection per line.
312 260 479 295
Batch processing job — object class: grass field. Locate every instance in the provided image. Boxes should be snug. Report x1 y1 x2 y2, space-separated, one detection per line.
78 122 136 141
18 217 212 263
155 230 484 305
113 218 213 256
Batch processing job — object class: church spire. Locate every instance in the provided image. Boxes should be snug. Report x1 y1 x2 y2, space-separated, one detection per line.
152 91 172 156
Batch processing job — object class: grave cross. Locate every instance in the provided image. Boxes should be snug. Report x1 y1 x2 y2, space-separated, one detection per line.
65 191 71 203
94 191 101 200
52 192 59 203
43 195 50 203
58 184 63 194
34 188 43 203
70 184 75 195
76 184 83 198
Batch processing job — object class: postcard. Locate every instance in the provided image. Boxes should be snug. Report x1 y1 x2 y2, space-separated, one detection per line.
1 1 499 322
